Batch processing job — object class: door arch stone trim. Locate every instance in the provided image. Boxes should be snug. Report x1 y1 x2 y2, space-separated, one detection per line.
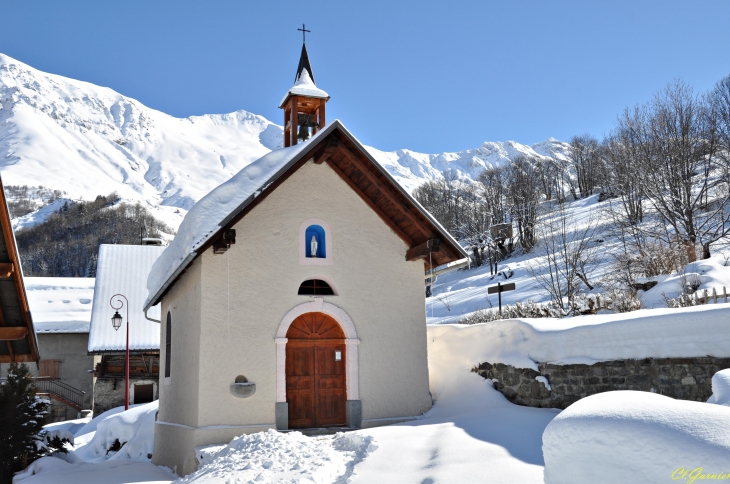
276 298 360 403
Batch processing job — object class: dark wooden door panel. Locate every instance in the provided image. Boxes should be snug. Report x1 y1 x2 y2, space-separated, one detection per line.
315 344 346 427
286 313 347 429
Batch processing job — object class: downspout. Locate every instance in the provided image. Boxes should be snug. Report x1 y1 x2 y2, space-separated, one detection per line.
144 307 161 323
425 257 470 287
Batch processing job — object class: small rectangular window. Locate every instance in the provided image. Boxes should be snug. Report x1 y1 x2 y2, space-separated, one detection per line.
335 350 342 361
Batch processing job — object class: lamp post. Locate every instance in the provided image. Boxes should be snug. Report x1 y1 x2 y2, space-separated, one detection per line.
110 294 130 411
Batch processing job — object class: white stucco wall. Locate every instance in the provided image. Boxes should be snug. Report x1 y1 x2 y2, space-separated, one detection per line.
154 158 433 475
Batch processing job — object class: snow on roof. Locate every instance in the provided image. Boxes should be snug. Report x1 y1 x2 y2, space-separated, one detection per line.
279 68 329 107
25 277 95 333
89 245 166 353
145 125 333 310
145 121 468 309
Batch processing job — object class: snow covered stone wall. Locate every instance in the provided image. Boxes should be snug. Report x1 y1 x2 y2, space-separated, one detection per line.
474 357 730 409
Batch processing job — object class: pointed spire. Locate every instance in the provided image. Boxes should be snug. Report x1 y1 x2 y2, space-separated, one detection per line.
295 43 316 85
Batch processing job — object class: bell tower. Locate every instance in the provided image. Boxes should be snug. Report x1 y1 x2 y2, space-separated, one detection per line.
280 31 329 147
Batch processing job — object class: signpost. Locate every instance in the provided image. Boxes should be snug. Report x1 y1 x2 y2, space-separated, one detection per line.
487 282 516 316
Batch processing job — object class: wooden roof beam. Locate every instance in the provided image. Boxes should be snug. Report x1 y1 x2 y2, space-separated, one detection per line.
0 327 28 340
0 354 35 363
314 137 340 165
0 263 13 278
336 145 433 240
406 239 441 261
325 159 414 246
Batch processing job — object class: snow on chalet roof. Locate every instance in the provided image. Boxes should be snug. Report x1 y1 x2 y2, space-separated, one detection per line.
89 244 165 353
25 277 95 333
279 68 329 108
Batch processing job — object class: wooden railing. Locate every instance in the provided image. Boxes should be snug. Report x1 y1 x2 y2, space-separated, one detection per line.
33 377 86 410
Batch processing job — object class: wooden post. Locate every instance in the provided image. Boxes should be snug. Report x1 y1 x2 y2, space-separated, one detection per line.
289 96 298 146
704 289 709 305
725 286 727 303
319 98 326 130
713 287 717 304
497 281 502 317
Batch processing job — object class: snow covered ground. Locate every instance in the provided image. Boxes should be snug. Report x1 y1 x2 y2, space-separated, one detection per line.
17 304 730 483
543 391 730 484
17 320 562 484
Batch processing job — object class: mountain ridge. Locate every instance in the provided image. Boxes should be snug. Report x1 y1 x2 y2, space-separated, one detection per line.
0 53 569 229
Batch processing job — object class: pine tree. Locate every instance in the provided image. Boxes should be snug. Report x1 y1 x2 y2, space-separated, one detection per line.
0 363 59 483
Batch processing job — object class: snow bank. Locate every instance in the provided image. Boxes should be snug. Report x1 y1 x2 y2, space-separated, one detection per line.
12 456 73 483
427 304 730 371
145 131 325 308
642 256 730 307
179 429 376 484
74 401 157 463
542 391 730 484
708 369 730 406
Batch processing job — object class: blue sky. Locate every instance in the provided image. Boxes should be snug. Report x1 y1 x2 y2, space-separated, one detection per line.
1 1 728 153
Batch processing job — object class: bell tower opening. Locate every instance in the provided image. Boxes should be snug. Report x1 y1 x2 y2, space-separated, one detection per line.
280 32 330 147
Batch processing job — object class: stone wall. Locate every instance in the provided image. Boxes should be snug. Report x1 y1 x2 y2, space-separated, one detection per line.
93 377 159 414
473 357 730 409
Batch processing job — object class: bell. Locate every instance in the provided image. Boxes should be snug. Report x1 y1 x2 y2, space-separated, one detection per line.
297 123 310 141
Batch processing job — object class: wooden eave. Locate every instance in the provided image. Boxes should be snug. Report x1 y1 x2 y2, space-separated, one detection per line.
147 121 467 308
279 91 330 110
0 177 39 364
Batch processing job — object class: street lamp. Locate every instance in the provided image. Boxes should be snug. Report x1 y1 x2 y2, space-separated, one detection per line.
110 294 130 410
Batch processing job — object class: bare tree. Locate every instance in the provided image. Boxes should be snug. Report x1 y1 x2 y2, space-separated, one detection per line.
505 156 541 251
569 134 605 198
528 203 603 312
709 74 730 163
640 80 729 260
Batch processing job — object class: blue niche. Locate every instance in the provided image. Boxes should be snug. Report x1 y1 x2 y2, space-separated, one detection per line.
305 225 326 258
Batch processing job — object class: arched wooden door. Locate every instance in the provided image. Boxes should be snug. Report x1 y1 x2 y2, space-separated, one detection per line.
286 312 346 428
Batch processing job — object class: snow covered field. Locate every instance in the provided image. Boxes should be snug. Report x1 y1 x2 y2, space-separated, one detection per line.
16 304 730 484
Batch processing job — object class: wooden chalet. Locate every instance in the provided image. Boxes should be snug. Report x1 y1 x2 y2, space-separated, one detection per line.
0 177 39 365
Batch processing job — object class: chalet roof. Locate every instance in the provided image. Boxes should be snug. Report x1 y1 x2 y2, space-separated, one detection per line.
145 120 468 310
0 177 39 363
26 277 95 334
89 244 165 354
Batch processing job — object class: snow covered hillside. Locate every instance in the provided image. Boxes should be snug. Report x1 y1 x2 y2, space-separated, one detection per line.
0 53 567 228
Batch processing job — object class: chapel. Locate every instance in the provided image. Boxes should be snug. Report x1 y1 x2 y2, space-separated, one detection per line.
148 41 468 476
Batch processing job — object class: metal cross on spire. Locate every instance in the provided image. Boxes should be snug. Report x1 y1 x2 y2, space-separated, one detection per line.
298 24 311 43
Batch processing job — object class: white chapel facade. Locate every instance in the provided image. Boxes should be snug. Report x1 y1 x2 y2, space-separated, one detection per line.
148 44 467 476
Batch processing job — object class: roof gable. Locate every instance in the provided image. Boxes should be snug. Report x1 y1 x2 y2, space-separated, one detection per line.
0 177 39 363
145 121 467 309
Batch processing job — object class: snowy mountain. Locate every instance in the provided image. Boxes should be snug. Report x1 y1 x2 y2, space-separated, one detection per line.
0 53 568 228
367 138 571 193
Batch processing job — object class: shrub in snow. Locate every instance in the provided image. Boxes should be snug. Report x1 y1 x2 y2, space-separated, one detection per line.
664 292 703 308
459 293 620 324
0 363 69 484
542 391 730 484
